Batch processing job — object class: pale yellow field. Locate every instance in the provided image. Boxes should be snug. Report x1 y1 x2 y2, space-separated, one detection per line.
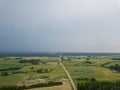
29 82 72 90
89 66 120 81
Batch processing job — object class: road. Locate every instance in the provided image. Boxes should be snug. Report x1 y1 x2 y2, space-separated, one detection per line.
59 55 77 90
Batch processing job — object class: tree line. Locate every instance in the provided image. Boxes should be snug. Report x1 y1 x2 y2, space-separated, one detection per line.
19 59 40 65
111 58 120 60
0 67 20 71
76 77 96 82
77 81 120 90
0 68 54 76
109 64 120 72
0 81 62 90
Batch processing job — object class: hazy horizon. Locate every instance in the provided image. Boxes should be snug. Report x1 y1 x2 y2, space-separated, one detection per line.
1 0 120 53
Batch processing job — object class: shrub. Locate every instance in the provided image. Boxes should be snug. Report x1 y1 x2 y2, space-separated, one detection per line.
1 72 9 76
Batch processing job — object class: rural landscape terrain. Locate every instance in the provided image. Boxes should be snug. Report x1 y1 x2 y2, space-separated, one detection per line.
0 53 120 90
1 0 120 90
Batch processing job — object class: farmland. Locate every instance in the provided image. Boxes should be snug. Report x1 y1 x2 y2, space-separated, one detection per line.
0 54 120 90
0 56 71 90
62 55 120 90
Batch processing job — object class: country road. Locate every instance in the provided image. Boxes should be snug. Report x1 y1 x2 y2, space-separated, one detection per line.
59 55 77 90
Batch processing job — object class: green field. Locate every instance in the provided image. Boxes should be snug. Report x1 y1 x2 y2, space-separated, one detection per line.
1 55 120 90
0 57 67 87
62 56 120 85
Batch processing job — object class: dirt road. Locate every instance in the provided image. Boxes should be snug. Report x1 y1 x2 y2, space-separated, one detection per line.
59 55 77 90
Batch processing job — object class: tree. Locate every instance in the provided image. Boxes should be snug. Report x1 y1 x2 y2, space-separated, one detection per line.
1 72 9 76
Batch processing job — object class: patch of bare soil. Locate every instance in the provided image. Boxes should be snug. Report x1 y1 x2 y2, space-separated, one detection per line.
29 82 72 90
18 78 46 86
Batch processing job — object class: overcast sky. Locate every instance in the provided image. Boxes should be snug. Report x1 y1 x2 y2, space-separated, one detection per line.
0 0 120 53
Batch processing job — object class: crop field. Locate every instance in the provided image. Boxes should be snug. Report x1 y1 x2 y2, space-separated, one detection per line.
0 56 70 90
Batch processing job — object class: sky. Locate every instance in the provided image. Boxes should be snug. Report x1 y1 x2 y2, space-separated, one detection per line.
0 0 120 53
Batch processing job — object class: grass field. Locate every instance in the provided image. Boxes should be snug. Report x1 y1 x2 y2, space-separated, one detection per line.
62 56 120 85
1 55 120 90
0 57 67 87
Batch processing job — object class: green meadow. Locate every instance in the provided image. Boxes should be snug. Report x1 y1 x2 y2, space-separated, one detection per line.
0 57 66 87
62 56 120 85
1 55 120 90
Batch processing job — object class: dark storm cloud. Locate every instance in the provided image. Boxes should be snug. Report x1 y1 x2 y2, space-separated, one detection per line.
0 0 120 52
